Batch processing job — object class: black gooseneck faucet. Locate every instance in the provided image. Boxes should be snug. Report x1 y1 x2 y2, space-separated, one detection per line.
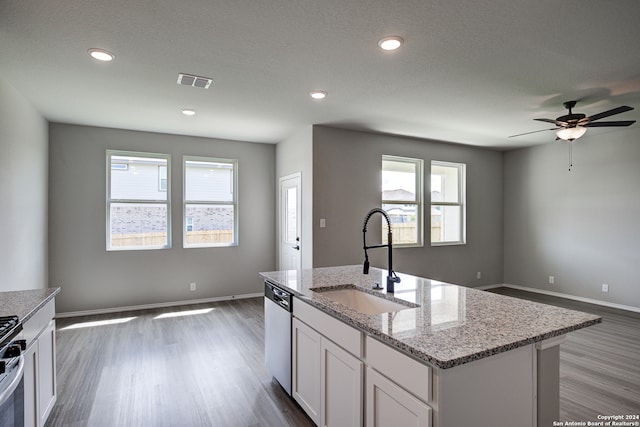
362 208 401 292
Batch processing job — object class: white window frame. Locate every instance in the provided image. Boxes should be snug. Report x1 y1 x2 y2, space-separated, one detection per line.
106 150 171 251
381 155 424 248
183 156 238 248
430 160 466 246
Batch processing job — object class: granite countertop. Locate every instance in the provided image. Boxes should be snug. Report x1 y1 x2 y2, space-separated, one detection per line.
259 265 602 369
0 288 61 323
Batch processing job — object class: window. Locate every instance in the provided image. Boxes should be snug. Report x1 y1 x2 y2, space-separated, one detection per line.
431 161 466 245
381 155 423 247
107 151 170 250
183 157 238 247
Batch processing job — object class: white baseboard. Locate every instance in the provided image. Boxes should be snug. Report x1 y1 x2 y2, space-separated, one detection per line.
56 292 264 318
477 283 640 314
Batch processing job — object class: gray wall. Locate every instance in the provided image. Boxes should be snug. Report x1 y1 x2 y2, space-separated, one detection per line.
312 126 504 286
276 126 314 269
504 129 640 308
49 124 275 313
0 79 48 292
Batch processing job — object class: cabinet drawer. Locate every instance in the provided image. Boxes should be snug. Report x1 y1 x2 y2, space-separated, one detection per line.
23 298 56 347
366 336 431 403
294 298 363 357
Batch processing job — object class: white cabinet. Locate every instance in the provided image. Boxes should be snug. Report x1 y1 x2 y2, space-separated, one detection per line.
321 338 363 427
365 336 431 427
292 300 363 427
366 367 431 427
22 299 57 427
38 319 57 424
292 318 321 425
23 340 38 427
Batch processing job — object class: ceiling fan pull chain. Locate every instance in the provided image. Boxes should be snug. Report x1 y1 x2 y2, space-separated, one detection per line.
568 142 573 171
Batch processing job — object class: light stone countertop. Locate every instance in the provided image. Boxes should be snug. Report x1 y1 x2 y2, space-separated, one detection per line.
0 287 61 323
259 265 602 369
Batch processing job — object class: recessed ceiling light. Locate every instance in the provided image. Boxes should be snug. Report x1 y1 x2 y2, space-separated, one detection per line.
310 91 327 100
88 48 115 62
378 36 404 51
181 109 196 116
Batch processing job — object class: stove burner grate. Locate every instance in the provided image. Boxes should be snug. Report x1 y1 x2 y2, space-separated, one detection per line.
0 316 20 342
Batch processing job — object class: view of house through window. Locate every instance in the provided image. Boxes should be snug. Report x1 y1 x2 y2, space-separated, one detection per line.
381 155 423 246
184 157 238 247
107 151 170 250
431 161 466 245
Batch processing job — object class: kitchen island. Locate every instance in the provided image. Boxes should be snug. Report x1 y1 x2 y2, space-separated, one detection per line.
260 266 601 427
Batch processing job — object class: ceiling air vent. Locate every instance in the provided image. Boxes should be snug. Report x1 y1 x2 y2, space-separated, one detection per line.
177 73 213 89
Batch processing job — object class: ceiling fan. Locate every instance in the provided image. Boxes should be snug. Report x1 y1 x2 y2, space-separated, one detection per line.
509 100 636 141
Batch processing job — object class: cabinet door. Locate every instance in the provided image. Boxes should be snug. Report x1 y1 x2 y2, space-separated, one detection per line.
321 338 363 427
366 368 431 427
292 318 321 425
38 320 57 425
23 342 38 427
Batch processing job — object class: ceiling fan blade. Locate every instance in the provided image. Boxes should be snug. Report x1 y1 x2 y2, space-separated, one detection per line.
534 118 566 126
508 127 558 138
586 106 634 122
584 120 636 127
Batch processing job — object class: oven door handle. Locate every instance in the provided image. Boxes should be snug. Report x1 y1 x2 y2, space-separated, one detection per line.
0 355 24 406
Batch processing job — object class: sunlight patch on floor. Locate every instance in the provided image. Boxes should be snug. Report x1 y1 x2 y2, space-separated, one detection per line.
153 308 214 319
61 317 138 330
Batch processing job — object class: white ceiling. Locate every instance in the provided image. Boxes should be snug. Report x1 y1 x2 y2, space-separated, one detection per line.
1 0 639 150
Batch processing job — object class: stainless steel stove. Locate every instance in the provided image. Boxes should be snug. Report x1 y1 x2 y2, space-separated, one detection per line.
0 315 25 427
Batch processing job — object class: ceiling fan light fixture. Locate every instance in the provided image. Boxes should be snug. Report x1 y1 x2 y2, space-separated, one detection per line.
556 126 587 141
378 36 404 51
88 48 115 62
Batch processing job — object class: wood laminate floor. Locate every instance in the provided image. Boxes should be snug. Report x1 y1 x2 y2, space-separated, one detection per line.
46 290 640 427
45 298 314 427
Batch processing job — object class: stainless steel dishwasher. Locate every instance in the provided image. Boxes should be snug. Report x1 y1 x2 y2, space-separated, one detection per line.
264 281 293 395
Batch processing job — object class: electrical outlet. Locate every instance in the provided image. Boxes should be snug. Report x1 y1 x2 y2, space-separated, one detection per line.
548 276 555 284
602 283 609 293
190 282 196 291
320 218 326 228
476 271 481 280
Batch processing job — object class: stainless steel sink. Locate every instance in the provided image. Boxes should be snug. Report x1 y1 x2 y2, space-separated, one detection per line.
311 285 418 315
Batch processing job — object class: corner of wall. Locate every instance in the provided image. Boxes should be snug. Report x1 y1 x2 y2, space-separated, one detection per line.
0 78 49 291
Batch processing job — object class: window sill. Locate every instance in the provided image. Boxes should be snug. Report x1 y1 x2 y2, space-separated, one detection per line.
392 243 424 249
431 241 466 247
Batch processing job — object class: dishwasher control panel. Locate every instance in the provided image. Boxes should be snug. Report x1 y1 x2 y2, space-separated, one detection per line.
264 282 293 312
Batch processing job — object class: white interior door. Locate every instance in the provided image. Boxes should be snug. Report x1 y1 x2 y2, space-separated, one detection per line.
279 173 301 271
